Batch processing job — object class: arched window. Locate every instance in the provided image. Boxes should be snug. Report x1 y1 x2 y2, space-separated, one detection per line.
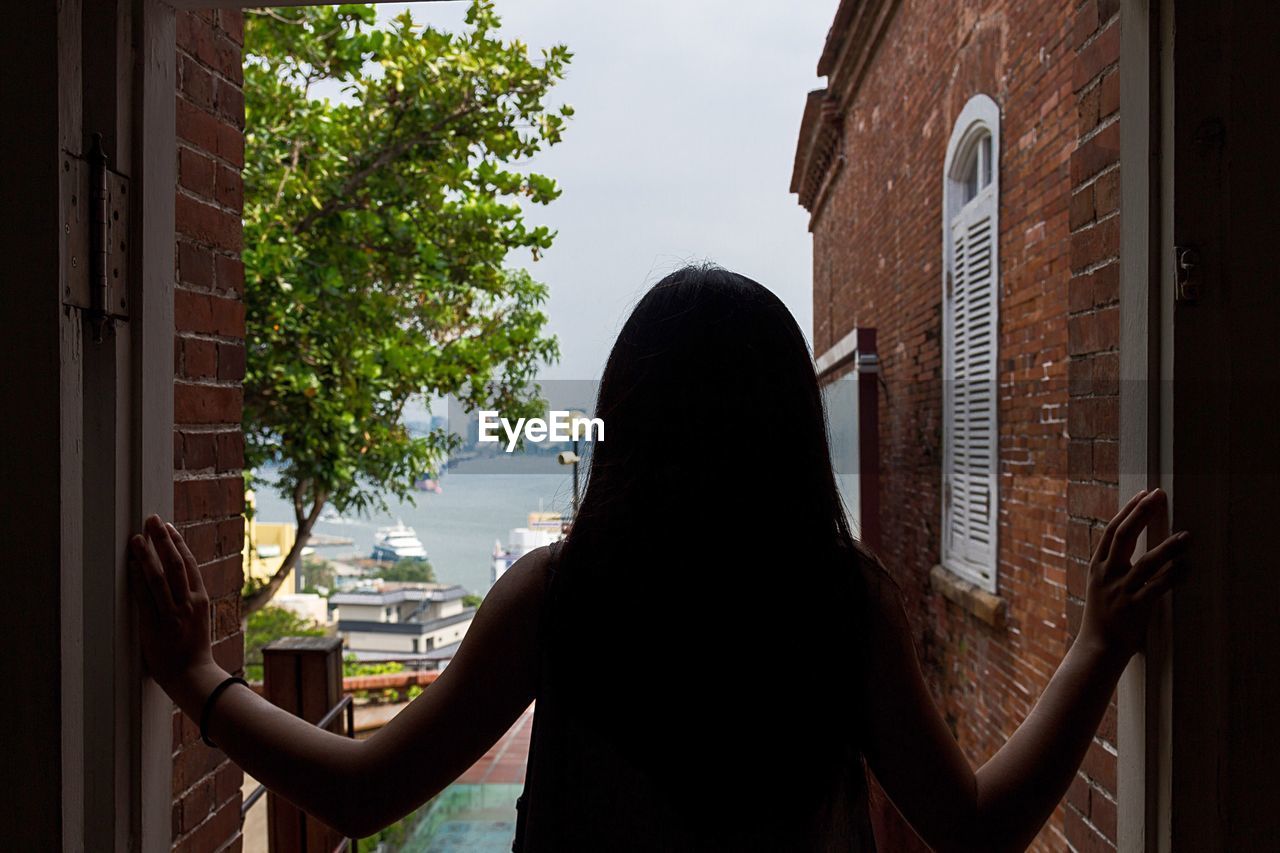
941 94 1000 592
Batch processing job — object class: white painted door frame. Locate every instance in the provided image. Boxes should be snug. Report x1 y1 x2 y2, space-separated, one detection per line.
133 6 179 850
1116 0 1175 849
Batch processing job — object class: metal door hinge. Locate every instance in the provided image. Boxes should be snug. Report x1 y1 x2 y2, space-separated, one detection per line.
62 133 130 339
1175 245 1200 303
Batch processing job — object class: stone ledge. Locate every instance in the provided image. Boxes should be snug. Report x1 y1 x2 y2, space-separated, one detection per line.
930 564 1008 629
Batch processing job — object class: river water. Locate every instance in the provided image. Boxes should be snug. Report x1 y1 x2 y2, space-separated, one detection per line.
250 461 576 595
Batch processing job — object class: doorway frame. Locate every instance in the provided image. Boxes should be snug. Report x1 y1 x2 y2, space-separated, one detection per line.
1116 0 1174 848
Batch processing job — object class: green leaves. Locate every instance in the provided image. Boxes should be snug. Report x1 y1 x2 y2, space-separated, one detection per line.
244 606 325 681
243 1 569 521
375 558 436 584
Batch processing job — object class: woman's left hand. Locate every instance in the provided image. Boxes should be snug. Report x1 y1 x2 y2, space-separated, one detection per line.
129 515 222 705
1078 488 1190 664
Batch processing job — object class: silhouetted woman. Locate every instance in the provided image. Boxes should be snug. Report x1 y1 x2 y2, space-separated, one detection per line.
131 266 1189 851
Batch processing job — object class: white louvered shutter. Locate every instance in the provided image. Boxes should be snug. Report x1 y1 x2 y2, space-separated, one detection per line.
944 192 998 589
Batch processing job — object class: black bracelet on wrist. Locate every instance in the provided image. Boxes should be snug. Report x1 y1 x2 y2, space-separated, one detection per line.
200 675 248 748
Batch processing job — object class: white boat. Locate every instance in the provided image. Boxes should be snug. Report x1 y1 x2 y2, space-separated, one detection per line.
372 522 427 561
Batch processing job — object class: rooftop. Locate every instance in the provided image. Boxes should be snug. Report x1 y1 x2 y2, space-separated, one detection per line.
331 585 467 606
337 608 477 636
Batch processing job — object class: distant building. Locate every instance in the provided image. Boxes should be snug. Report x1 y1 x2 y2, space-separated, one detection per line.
244 489 313 594
332 584 476 668
491 511 566 586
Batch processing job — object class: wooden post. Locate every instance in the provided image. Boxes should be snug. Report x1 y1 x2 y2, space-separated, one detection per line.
262 636 347 853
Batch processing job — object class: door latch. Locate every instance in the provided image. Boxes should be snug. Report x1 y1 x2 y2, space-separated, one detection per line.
1175 245 1200 303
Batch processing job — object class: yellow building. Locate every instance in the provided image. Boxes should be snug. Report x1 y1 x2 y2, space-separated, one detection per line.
243 489 309 593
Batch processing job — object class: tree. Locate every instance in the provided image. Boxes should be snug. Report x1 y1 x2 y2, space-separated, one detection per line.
375 557 436 583
244 606 327 681
241 2 570 615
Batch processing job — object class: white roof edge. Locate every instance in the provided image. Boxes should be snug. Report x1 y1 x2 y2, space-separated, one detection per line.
815 328 860 375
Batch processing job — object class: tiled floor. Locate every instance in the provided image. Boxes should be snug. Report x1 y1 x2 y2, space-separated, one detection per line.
402 784 524 852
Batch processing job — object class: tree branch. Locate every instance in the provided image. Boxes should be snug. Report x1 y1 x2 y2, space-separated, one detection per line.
274 138 305 205
292 100 479 236
243 484 329 617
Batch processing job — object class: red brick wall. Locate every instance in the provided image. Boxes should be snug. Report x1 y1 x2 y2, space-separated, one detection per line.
804 0 1077 848
1064 1 1122 849
171 9 246 853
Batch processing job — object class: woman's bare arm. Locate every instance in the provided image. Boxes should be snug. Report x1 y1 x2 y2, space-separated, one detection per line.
129 515 549 839
861 489 1189 852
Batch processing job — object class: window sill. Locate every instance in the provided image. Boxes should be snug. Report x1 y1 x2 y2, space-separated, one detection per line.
929 564 1007 629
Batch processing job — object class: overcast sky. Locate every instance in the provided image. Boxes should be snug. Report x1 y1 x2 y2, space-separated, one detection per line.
365 0 839 380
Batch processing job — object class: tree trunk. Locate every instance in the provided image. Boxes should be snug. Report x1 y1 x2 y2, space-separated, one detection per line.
242 484 328 617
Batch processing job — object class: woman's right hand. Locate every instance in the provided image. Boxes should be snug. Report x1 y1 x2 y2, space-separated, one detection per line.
1078 488 1191 664
129 515 226 713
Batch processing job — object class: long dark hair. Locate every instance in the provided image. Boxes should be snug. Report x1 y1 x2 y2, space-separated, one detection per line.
549 265 879 821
